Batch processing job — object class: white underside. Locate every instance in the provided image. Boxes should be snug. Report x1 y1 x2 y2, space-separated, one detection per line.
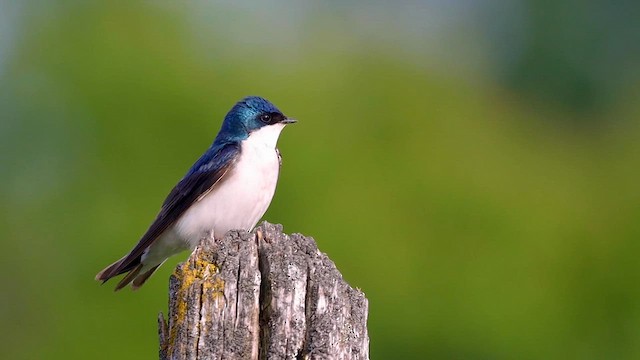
140 123 286 271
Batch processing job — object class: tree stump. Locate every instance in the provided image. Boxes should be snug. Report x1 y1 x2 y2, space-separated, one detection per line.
158 222 369 360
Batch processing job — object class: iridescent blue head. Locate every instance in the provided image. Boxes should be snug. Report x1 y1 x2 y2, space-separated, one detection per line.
216 96 296 142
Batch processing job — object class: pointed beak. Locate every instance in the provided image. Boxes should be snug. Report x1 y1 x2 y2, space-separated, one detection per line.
282 118 297 124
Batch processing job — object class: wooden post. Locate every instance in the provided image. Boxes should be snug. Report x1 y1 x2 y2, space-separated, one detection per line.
158 222 369 360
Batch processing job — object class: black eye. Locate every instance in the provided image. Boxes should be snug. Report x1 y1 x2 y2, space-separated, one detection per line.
259 114 272 123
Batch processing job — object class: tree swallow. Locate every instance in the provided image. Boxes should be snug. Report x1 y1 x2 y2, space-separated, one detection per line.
96 96 296 290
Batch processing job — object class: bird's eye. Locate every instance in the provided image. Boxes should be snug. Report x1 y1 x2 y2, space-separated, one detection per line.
259 114 272 124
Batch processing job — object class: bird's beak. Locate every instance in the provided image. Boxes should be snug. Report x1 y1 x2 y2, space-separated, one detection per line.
282 118 297 124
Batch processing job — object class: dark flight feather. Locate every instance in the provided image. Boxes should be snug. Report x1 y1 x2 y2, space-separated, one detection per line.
96 142 240 283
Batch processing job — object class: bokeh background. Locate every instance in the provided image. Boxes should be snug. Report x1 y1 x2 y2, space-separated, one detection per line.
1 1 640 359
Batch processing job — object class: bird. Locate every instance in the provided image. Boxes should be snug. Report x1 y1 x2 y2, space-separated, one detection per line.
96 96 296 290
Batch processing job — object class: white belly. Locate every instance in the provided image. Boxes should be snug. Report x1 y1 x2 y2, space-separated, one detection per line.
139 123 287 270
174 126 284 247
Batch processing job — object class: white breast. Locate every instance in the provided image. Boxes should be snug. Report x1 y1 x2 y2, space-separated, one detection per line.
174 123 286 247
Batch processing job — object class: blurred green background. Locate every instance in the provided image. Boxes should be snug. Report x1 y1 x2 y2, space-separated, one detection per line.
1 1 639 359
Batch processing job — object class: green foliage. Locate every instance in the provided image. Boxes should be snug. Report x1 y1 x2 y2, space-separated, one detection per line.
1 3 639 359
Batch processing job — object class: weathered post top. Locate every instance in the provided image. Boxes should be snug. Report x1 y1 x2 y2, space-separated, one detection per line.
158 222 370 360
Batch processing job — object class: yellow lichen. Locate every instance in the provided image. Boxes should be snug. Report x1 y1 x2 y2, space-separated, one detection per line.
167 255 225 356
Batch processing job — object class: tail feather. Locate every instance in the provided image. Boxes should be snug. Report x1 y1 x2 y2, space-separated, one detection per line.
95 256 128 282
114 264 143 291
96 254 144 290
96 255 140 281
97 255 165 291
131 263 163 290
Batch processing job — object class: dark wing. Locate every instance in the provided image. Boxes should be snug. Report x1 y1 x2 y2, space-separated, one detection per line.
98 142 239 280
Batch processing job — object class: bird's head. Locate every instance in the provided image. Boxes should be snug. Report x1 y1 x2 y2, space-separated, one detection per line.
218 96 296 142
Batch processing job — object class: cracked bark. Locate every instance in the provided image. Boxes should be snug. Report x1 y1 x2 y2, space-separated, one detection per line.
158 222 370 360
